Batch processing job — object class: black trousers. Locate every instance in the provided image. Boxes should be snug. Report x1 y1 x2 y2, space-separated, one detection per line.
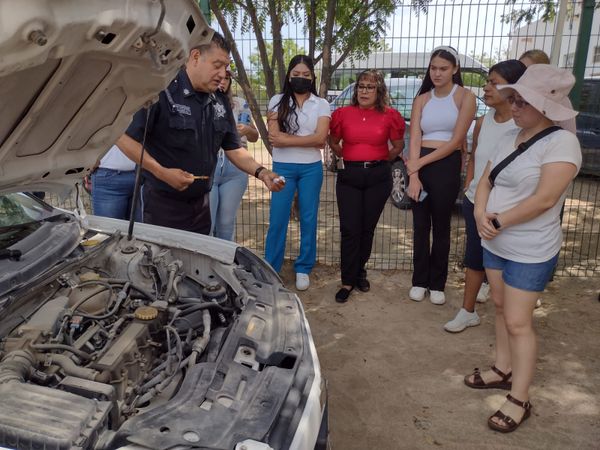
412 148 461 291
143 184 211 234
336 162 392 286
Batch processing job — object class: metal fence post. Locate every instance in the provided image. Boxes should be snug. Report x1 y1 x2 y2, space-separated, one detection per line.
570 0 595 109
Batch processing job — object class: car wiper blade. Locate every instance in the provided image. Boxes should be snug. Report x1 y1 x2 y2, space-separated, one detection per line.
0 213 71 232
0 249 22 261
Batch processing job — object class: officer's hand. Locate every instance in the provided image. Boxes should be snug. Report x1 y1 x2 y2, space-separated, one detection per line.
160 168 194 191
259 169 285 192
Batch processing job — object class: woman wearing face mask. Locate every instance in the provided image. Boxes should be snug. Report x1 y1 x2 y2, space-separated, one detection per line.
444 60 526 333
406 45 477 305
465 64 581 433
209 68 259 241
265 55 331 290
329 69 405 303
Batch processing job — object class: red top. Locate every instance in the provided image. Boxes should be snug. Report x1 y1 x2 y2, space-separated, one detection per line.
330 105 406 161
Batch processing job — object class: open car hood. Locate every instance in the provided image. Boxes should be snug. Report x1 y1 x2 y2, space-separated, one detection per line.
0 0 211 195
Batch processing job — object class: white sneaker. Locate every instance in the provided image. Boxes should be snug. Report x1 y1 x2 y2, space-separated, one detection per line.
476 282 490 303
295 273 310 291
409 286 427 302
444 308 481 333
429 290 446 305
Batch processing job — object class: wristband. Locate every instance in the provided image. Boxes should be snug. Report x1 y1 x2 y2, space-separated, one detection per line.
254 166 266 178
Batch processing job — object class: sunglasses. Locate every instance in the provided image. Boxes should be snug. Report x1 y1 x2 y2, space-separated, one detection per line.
507 95 530 108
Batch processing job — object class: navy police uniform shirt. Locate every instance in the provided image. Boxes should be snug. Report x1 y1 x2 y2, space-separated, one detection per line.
125 69 241 199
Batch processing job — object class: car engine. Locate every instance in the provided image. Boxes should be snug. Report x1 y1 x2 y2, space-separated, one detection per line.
0 235 246 449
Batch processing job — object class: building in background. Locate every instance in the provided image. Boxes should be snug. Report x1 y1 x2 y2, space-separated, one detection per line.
508 2 600 78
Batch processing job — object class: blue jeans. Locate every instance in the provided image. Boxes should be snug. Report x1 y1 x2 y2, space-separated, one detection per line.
209 152 248 241
91 168 141 221
265 161 323 274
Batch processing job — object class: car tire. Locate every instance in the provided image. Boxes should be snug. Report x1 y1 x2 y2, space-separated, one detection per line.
390 158 412 209
323 142 338 173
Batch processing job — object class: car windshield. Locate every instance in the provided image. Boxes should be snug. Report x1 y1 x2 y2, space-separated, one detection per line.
0 193 57 250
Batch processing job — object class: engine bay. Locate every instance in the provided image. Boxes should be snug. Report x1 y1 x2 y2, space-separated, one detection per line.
0 231 306 450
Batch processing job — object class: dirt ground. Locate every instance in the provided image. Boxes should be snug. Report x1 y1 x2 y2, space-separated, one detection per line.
279 263 600 450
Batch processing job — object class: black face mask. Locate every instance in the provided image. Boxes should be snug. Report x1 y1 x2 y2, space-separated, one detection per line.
289 77 312 94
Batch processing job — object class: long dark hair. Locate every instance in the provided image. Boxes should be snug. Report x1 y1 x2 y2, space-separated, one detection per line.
489 59 526 84
275 55 318 134
350 69 389 113
417 46 463 96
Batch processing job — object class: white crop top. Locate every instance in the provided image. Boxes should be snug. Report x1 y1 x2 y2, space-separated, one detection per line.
420 84 459 141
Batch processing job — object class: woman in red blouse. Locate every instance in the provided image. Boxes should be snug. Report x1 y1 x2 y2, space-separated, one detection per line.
329 69 406 302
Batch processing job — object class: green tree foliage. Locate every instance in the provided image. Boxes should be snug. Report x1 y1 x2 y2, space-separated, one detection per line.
209 0 406 148
248 40 306 92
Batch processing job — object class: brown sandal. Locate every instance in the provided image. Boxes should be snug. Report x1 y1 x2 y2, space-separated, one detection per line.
488 394 532 433
464 365 512 390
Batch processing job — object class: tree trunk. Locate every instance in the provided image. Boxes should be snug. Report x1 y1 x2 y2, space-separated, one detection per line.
245 0 276 100
268 0 286 90
318 0 337 97
210 0 271 153
308 0 316 60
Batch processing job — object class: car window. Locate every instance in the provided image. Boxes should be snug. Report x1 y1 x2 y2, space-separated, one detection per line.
0 194 56 249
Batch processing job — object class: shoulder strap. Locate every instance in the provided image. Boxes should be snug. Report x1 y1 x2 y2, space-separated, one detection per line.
489 126 562 187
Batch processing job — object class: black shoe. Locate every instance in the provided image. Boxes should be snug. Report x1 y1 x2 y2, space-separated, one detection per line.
357 277 370 292
335 287 354 303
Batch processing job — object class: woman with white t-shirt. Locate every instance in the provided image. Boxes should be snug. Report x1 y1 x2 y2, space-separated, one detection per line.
265 55 331 290
464 64 581 433
444 60 526 333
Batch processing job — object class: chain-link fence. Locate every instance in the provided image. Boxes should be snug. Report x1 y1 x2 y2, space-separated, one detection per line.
49 0 600 277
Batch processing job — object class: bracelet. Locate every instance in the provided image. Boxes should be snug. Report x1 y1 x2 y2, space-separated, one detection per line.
254 166 266 178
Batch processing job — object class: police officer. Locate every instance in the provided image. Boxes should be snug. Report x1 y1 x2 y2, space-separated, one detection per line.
117 32 282 234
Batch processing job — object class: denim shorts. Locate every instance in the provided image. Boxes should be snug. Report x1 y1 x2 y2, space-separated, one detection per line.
462 197 484 271
482 248 559 292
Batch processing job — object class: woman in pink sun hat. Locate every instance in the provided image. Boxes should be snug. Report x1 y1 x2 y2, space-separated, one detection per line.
464 64 581 433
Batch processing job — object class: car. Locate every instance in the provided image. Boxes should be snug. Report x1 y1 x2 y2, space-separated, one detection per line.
576 79 600 176
0 2 327 450
324 78 488 209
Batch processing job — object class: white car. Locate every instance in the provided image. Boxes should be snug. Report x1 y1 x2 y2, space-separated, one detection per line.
0 2 328 449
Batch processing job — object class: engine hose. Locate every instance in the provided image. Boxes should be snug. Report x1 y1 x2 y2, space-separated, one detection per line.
45 354 100 381
180 303 234 316
0 350 35 384
189 310 211 369
77 283 130 320
136 355 191 404
100 278 158 302
31 344 93 361
164 267 177 304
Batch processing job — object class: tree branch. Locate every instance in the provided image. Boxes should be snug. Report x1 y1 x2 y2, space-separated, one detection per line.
210 0 271 153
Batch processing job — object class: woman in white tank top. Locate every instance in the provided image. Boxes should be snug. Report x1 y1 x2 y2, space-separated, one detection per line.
444 60 527 333
406 46 476 305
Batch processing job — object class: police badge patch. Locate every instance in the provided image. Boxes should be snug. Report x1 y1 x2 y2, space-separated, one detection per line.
214 102 227 119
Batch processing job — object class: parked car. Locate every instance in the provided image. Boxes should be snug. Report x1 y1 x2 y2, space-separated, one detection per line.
576 79 600 177
0 2 327 450
325 78 487 209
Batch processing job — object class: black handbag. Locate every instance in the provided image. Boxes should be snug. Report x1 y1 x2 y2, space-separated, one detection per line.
489 126 562 187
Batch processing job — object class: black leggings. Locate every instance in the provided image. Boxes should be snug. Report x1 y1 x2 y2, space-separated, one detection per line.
336 163 392 286
412 148 461 291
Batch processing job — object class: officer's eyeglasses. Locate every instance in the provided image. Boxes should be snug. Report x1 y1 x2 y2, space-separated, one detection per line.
506 95 530 108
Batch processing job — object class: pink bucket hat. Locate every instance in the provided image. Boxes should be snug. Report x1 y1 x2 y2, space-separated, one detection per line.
497 64 578 121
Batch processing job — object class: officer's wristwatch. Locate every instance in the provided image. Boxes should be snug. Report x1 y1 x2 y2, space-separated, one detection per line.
254 166 266 179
